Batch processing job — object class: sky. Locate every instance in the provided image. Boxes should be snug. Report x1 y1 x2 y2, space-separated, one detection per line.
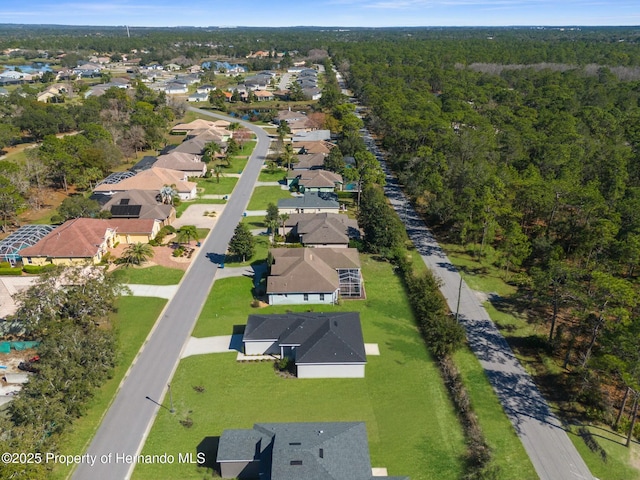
1 0 639 28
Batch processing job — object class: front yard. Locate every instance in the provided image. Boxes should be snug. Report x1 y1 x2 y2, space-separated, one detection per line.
133 255 468 480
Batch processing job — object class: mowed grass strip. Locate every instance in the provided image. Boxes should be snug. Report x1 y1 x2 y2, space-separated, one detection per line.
52 297 167 480
134 255 467 480
246 186 293 210
196 175 238 195
453 348 538 479
111 265 185 285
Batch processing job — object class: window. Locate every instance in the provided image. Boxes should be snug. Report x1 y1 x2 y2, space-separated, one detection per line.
290 460 303 466
319 293 325 301
303 293 309 301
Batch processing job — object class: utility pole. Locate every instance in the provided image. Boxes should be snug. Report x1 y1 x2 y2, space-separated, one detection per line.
455 275 463 323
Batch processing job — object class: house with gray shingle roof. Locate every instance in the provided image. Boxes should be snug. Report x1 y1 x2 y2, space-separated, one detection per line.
278 192 339 215
243 312 366 378
217 422 409 479
282 213 360 248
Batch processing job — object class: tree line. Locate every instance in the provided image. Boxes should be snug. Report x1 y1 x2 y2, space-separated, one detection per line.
331 35 640 433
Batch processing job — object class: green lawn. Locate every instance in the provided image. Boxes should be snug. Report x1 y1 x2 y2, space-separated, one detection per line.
453 348 538 479
246 186 293 210
53 297 167 480
223 235 270 267
196 176 237 195
258 168 287 183
111 265 185 285
134 255 469 480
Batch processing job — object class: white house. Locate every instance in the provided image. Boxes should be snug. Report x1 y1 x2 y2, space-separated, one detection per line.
266 247 364 305
242 312 367 378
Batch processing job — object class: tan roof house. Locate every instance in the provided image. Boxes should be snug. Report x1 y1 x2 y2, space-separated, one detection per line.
267 248 364 305
93 168 197 200
291 153 327 171
171 119 231 134
154 152 207 177
288 170 343 193
293 140 336 155
281 213 360 248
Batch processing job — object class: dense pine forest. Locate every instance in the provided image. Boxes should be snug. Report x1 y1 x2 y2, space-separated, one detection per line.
330 29 640 425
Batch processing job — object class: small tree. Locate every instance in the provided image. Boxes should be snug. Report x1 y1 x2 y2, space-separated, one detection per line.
159 184 178 205
175 225 199 245
120 242 154 267
228 222 255 262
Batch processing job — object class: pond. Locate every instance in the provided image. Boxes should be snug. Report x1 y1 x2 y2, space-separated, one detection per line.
2 63 52 74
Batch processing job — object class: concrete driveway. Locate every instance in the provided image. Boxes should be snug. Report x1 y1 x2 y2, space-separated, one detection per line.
0 276 38 319
180 334 243 358
172 203 226 229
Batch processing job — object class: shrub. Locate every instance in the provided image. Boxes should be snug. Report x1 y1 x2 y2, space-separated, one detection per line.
0 261 12 268
172 247 184 257
22 264 57 274
0 267 21 276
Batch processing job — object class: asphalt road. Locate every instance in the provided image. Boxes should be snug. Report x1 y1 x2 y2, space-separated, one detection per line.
366 137 594 479
72 108 270 480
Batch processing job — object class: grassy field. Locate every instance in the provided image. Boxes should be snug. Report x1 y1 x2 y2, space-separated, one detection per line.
52 297 167 480
133 255 468 480
258 168 287 183
246 186 293 210
196 176 237 195
111 265 185 285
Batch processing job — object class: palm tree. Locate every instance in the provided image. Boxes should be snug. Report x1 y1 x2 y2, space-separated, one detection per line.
213 162 224 183
159 184 178 205
203 141 221 163
175 225 199 245
266 218 279 243
120 242 154 267
278 213 290 239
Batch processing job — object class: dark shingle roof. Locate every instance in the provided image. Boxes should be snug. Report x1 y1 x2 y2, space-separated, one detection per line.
217 422 410 480
278 192 339 210
244 312 366 365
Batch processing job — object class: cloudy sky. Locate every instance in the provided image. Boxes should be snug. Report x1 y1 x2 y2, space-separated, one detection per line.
2 0 639 27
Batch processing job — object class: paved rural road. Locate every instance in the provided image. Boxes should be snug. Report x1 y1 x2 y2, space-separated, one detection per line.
363 133 594 479
73 108 270 480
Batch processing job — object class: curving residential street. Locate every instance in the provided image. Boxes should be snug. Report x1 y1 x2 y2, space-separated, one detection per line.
73 108 270 480
362 131 594 480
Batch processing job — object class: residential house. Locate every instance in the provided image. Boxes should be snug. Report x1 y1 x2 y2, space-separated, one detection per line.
165 82 188 94
291 153 327 171
293 140 336 155
303 87 322 100
288 170 343 193
253 90 274 101
171 136 209 156
276 109 307 125
217 422 408 480
278 191 339 215
187 92 208 102
130 156 159 173
20 217 162 267
154 151 207 177
293 130 332 142
196 84 216 94
242 312 367 378
267 247 364 305
164 63 181 71
93 167 197 200
108 218 162 244
100 190 175 225
171 119 231 135
19 218 117 266
281 213 360 248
